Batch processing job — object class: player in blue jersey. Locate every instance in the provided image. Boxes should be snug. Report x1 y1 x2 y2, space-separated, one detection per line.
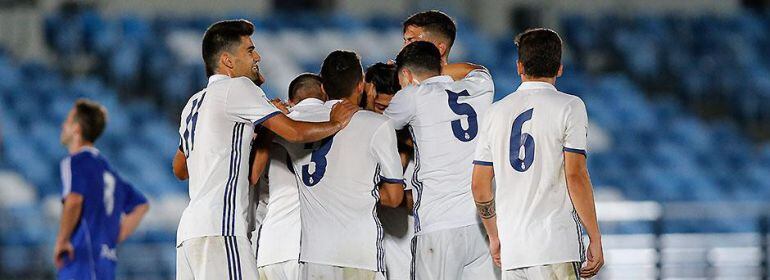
54 99 150 280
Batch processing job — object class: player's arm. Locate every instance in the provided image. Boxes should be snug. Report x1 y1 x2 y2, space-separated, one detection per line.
441 62 484 81
372 121 406 208
249 129 274 186
54 193 83 268
379 181 405 208
471 164 500 267
118 203 149 243
261 101 357 143
172 149 188 180
565 152 604 277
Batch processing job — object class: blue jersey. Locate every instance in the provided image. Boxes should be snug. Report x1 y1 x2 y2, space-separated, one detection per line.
58 147 147 280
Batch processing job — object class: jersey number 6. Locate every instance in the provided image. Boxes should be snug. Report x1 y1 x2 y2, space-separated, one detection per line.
446 89 478 142
510 109 535 172
302 137 335 186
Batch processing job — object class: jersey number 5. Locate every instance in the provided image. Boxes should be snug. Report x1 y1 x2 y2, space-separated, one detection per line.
302 137 335 186
510 109 535 172
446 90 478 142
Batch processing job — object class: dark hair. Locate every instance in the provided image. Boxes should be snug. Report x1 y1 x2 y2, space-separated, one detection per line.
514 28 562 78
288 73 323 102
403 10 456 49
365 63 401 95
73 99 107 143
395 41 442 76
202 19 255 77
320 50 363 100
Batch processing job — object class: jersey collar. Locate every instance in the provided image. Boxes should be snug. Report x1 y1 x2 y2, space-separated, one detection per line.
421 75 453 85
207 74 230 86
517 81 557 92
72 146 99 156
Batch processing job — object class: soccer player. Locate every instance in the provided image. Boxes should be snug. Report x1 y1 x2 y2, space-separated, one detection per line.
256 73 327 280
471 28 604 279
364 63 401 114
278 50 404 280
385 41 495 279
402 10 456 66
55 99 149 280
171 20 356 280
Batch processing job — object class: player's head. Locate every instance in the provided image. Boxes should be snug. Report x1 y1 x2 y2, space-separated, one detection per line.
402 10 456 63
288 73 326 105
514 28 563 80
61 99 108 147
364 62 401 113
320 50 364 105
202 19 265 85
395 41 442 88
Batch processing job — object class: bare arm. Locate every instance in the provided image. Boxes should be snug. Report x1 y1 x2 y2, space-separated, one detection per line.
54 193 83 268
378 182 405 208
172 150 188 180
249 130 274 186
442 62 484 81
564 151 604 277
471 164 500 266
262 101 357 143
118 203 149 243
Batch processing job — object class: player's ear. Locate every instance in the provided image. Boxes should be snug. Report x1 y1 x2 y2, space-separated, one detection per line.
220 52 234 71
516 60 524 76
556 64 563 78
436 41 448 59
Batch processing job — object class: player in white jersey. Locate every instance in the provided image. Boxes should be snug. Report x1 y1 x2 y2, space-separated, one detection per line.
471 28 604 280
171 20 357 280
385 41 496 280
277 51 405 280
255 73 327 280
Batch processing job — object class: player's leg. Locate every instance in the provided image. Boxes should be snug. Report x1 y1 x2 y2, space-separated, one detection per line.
461 224 499 280
232 236 260 280
383 235 411 280
175 241 195 280
258 260 300 280
412 228 465 280
521 262 580 280
178 236 254 280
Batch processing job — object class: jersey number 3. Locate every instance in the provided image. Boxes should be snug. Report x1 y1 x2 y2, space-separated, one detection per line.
302 137 335 186
446 90 478 142
510 109 535 172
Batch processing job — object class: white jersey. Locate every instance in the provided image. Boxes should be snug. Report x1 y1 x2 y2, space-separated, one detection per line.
176 74 281 245
384 68 493 235
474 81 588 270
279 99 404 272
257 142 301 267
379 160 415 280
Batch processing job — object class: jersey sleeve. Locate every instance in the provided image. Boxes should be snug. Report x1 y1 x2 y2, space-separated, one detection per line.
563 98 589 155
460 67 494 96
403 160 415 191
226 77 282 126
383 87 417 129
370 121 405 186
178 97 195 157
60 156 89 198
120 178 148 214
473 106 495 166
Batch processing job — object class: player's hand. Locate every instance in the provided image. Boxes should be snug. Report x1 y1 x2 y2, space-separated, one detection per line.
489 236 501 267
329 100 357 129
53 240 75 269
580 239 604 278
271 98 290 114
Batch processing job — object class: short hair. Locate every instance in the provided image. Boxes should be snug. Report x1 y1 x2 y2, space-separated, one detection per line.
320 50 363 100
202 19 255 77
365 63 401 96
288 73 322 102
514 28 562 78
395 41 442 76
73 99 107 143
403 10 456 49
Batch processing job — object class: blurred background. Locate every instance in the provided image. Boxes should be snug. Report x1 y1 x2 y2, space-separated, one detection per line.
1 0 770 279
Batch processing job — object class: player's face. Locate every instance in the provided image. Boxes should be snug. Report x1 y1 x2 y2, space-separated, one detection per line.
60 108 76 146
373 93 393 114
231 36 264 85
403 25 427 47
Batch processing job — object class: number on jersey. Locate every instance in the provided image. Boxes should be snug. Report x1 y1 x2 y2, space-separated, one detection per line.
301 137 335 186
182 92 207 156
510 109 535 172
446 89 478 142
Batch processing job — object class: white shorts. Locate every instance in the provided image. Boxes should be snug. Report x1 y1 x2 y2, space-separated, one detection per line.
412 224 499 280
259 260 300 280
503 262 581 280
300 262 385 280
176 236 258 280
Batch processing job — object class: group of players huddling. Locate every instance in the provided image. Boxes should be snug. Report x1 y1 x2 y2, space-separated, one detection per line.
54 9 604 280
